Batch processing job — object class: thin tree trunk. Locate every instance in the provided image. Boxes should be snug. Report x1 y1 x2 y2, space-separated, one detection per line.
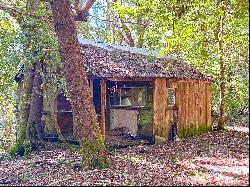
50 0 107 170
217 3 226 130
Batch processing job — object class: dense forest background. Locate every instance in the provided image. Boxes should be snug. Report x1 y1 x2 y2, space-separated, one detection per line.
0 0 249 152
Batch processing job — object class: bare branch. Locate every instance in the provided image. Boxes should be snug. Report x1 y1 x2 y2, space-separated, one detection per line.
74 0 95 22
0 3 53 23
0 3 20 17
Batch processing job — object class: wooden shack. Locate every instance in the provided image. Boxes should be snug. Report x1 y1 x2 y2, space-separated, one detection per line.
14 39 213 144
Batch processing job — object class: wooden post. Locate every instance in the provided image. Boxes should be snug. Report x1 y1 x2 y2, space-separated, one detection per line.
153 78 159 136
100 79 106 139
177 82 183 136
89 79 93 100
164 79 169 142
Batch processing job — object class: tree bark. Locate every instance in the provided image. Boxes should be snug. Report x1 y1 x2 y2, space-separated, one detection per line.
217 2 226 130
74 0 95 21
18 64 36 145
26 62 44 148
50 0 107 170
8 0 47 154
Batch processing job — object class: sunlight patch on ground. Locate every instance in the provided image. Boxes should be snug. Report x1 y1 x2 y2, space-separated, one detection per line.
178 172 248 186
177 156 249 185
227 125 249 133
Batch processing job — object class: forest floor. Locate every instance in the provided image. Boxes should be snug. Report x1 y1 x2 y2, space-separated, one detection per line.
0 121 249 186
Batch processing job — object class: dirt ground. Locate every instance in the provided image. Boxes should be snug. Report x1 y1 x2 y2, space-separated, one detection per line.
0 123 249 186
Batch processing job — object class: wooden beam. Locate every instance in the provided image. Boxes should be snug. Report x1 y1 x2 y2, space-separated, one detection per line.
100 79 106 139
89 79 93 99
177 79 212 84
107 77 153 81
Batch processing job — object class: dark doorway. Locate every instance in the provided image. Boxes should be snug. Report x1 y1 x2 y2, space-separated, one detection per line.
93 79 101 123
56 93 73 136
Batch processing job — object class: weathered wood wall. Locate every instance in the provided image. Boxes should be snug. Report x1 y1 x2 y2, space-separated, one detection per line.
153 78 212 142
153 78 170 139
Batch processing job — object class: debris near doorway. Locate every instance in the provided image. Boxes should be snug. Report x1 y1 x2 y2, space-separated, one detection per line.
105 127 149 149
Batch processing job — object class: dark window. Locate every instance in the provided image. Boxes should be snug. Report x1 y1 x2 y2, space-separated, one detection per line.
109 87 146 107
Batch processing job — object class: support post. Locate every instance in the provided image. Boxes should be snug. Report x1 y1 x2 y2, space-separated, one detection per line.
100 79 106 140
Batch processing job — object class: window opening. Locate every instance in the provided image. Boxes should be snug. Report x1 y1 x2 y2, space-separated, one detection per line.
109 86 146 107
168 88 175 107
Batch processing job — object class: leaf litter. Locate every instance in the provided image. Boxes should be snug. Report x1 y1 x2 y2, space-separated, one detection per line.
0 122 248 186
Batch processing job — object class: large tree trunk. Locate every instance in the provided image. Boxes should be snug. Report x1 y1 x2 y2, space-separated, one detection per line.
18 64 36 145
12 0 45 154
26 62 44 148
50 0 107 170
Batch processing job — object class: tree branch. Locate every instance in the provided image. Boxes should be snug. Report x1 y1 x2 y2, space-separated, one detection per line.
0 3 20 17
74 0 95 22
0 3 53 23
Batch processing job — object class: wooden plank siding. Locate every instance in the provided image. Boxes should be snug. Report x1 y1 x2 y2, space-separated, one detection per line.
188 82 195 129
153 78 167 138
206 83 212 130
194 83 199 129
153 78 212 142
202 83 207 125
177 82 183 137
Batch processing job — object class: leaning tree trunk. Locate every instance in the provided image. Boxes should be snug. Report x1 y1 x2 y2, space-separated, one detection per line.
50 0 107 170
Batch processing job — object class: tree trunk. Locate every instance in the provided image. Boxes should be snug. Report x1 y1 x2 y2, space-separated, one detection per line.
217 2 226 130
18 64 35 145
50 0 107 170
13 0 46 154
26 62 44 148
